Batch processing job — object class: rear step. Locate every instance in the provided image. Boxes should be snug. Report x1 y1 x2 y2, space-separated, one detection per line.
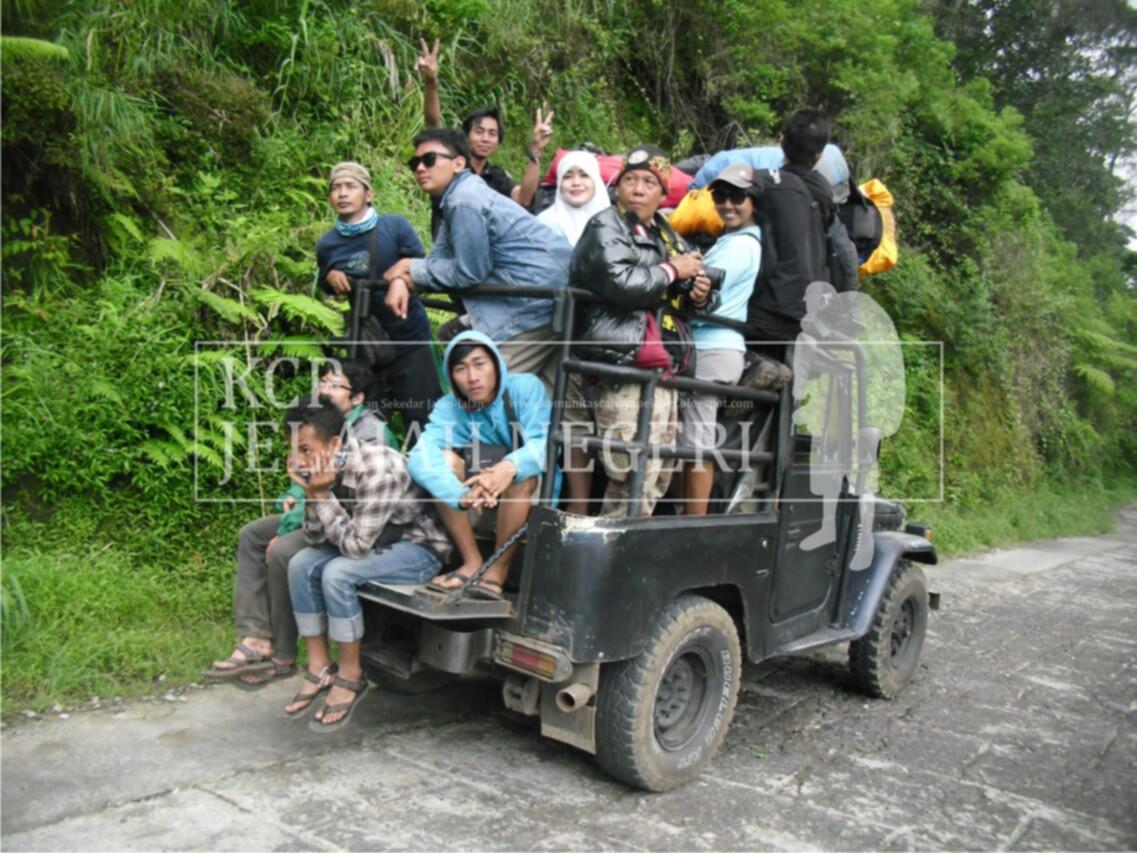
358 581 515 620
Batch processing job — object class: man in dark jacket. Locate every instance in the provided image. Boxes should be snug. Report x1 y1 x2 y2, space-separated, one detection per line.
748 110 834 343
569 145 711 517
316 161 441 438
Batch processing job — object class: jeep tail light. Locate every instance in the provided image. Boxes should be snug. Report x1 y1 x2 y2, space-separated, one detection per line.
494 633 573 682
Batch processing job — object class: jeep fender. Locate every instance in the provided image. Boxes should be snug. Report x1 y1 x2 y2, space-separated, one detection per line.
842 530 937 637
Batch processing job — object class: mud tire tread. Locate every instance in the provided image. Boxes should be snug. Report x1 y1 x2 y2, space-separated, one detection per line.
595 595 741 792
848 560 928 699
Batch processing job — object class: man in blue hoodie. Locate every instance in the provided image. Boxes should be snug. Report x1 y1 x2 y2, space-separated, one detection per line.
407 331 552 598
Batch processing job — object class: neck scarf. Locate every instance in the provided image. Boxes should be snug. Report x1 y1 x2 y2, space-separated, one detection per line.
539 151 610 247
335 206 378 237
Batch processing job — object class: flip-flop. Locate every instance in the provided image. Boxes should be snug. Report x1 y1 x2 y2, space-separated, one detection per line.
201 642 275 679
309 676 372 734
284 664 339 718
425 570 474 594
235 661 296 692
465 580 505 601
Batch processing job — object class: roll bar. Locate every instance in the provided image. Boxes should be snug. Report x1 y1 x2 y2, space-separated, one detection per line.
346 279 867 516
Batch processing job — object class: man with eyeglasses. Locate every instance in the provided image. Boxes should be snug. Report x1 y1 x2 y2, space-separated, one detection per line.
201 359 388 689
382 128 571 395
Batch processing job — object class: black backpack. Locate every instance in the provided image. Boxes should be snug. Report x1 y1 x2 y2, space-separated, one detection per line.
838 177 884 263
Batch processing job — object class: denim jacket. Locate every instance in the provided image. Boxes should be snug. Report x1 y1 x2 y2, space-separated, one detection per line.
410 170 571 341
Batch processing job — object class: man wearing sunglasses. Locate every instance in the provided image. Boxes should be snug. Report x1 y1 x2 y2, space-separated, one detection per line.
415 38 552 218
383 128 571 394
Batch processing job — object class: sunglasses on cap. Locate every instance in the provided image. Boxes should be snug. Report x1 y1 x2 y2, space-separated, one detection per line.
407 151 458 172
710 185 750 205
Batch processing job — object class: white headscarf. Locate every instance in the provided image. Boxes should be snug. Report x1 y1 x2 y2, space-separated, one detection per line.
538 150 610 247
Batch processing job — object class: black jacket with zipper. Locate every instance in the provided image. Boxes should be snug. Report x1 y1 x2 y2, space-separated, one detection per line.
569 206 711 367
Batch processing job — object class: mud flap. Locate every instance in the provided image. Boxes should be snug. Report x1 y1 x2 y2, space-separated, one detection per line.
539 663 600 754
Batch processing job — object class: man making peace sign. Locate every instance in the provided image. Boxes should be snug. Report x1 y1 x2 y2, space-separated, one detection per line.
416 37 553 218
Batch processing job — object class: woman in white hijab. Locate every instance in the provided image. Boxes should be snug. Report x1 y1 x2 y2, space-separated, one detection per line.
537 150 610 247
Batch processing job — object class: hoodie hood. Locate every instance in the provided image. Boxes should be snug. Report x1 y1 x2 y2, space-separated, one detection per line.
443 329 509 409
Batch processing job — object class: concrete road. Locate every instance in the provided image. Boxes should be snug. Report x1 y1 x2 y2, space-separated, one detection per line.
3 507 1136 851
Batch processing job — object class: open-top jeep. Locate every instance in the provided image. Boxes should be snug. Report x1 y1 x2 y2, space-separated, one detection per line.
352 283 937 792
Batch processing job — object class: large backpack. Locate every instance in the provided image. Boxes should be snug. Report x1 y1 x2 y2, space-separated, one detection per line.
747 167 830 324
838 178 884 263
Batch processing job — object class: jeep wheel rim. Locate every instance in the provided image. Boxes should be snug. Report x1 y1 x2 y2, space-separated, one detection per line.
891 597 916 663
654 649 712 751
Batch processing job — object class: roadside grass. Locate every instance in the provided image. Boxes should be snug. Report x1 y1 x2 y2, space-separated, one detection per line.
909 475 1137 556
2 476 1134 716
1 540 231 714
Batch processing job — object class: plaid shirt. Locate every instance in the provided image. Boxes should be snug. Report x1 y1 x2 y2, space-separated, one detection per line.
303 437 452 562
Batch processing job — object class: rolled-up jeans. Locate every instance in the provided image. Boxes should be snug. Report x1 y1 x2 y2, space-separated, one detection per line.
288 541 442 643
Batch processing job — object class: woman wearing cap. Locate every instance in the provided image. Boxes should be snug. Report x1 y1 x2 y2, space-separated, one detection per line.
678 163 763 515
569 145 712 518
537 150 610 247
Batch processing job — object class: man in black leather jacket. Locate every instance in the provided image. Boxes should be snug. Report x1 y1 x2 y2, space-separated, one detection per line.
568 145 712 517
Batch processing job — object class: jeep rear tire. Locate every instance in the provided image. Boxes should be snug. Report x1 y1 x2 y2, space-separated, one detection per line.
848 560 928 698
595 595 741 791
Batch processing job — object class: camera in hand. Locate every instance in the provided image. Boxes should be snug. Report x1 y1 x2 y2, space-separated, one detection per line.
674 265 726 296
703 265 726 291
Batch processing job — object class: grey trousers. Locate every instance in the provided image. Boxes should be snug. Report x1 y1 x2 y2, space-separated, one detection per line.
233 514 308 659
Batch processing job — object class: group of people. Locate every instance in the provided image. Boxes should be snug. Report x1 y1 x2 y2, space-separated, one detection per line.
204 43 843 732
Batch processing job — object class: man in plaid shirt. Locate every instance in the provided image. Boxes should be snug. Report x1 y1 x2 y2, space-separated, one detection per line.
284 400 451 731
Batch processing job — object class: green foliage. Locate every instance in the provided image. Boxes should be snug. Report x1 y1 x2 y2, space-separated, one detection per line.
0 35 69 62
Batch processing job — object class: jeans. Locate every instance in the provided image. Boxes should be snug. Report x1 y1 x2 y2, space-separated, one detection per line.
289 541 442 643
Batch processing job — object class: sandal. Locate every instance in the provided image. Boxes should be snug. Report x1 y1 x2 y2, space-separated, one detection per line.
466 579 504 601
201 642 274 679
425 570 473 593
309 675 372 733
284 664 339 718
235 661 296 692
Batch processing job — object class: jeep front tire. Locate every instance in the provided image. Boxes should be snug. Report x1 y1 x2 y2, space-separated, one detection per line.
848 560 928 698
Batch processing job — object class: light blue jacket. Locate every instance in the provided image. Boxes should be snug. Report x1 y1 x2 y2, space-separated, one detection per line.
692 226 762 352
409 171 572 341
407 331 552 509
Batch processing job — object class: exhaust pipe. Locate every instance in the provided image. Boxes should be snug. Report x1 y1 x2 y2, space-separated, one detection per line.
555 682 595 713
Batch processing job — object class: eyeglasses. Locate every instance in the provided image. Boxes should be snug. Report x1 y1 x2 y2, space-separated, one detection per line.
318 378 352 392
710 185 750 205
407 151 457 172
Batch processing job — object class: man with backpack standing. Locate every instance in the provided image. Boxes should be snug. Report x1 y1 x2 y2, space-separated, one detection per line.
747 110 835 344
316 161 442 439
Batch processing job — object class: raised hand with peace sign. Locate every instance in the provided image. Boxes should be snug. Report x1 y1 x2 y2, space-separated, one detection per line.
417 37 443 128
527 105 555 161
415 37 440 84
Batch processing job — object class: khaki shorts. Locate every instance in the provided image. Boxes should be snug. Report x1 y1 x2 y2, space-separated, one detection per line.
499 325 559 397
678 348 745 451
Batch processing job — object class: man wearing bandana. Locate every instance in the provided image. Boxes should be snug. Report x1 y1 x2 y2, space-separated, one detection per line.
315 162 442 438
569 146 714 517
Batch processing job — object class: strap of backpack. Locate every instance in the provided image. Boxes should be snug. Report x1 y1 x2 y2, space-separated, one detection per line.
367 223 382 283
502 389 524 452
